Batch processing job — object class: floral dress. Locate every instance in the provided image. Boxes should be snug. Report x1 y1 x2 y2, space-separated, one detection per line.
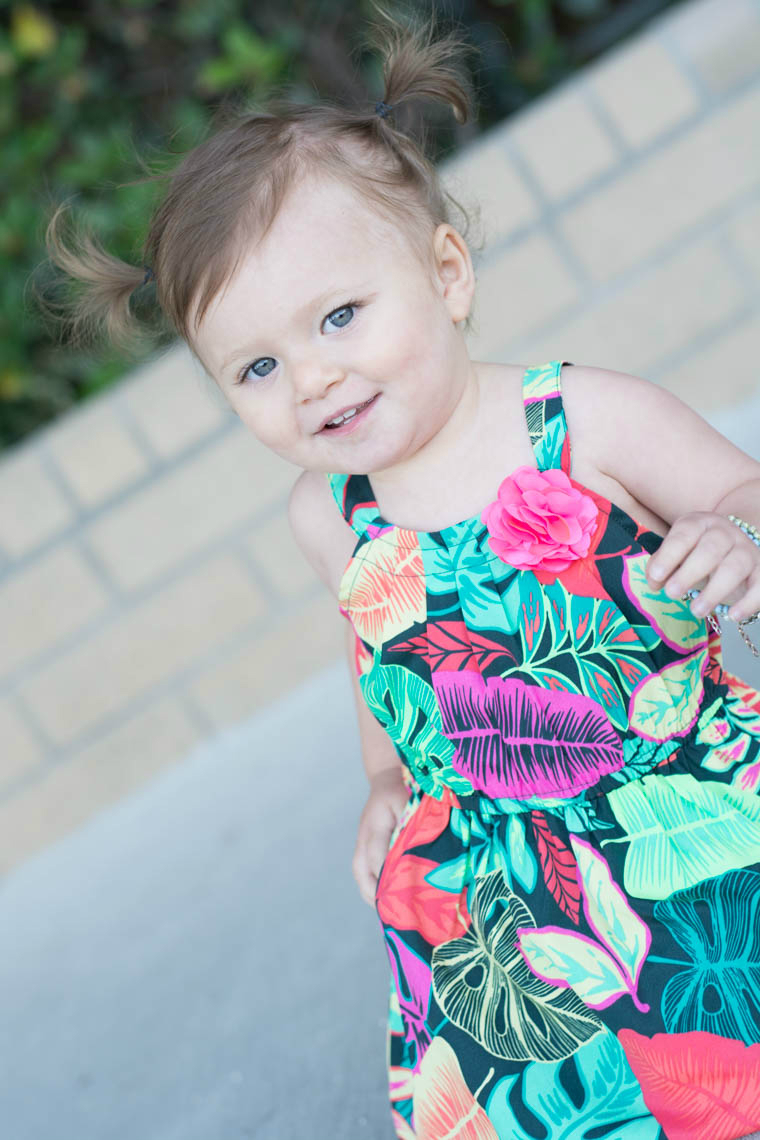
326 360 760 1140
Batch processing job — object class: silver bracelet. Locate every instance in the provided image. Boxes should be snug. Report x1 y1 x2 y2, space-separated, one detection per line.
728 513 760 548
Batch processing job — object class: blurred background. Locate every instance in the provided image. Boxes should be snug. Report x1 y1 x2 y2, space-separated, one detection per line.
5 0 690 450
2 0 760 1137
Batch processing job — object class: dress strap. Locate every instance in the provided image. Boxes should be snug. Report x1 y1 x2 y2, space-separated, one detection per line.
324 471 380 536
522 359 574 474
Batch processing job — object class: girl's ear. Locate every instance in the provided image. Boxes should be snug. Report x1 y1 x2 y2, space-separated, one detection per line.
432 222 476 324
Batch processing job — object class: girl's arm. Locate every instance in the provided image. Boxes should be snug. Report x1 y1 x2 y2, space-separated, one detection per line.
343 619 409 906
288 471 407 905
562 365 760 621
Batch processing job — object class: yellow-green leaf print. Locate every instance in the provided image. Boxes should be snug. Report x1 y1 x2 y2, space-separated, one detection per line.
431 870 602 1062
628 649 707 741
622 552 705 652
603 773 760 899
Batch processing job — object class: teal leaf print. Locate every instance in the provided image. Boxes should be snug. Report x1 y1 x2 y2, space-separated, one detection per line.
563 800 617 833
359 659 473 799
485 1029 660 1140
431 869 603 1062
603 773 760 899
428 814 537 895
651 868 760 1043
507 815 538 893
424 853 470 893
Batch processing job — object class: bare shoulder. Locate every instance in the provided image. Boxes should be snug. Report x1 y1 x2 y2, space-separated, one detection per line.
559 361 760 526
287 469 358 600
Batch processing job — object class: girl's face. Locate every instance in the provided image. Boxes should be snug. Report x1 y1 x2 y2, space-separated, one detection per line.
192 173 475 476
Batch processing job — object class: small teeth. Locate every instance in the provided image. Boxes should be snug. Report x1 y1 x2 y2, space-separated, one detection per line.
325 397 372 428
327 406 358 426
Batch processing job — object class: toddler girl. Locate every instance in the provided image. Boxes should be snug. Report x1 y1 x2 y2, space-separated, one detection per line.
48 8 760 1139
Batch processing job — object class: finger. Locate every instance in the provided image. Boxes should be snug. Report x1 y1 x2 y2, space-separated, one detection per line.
661 528 734 599
729 570 760 622
366 827 392 884
690 556 753 617
647 518 707 585
351 849 376 907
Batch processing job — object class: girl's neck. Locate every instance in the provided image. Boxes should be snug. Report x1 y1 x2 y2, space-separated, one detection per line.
367 361 532 532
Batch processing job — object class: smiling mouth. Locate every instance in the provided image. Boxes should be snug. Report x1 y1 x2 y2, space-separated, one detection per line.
319 394 378 433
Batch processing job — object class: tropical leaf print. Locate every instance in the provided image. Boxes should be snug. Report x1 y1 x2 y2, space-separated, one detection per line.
702 733 751 773
390 1110 416 1140
518 838 651 1011
628 648 707 741
518 927 644 1010
486 1028 660 1140
339 530 426 648
733 758 760 794
622 552 706 652
384 929 433 1072
437 810 538 896
432 672 623 799
618 1029 760 1140
651 868 760 1042
389 620 517 673
603 774 760 899
531 811 581 923
377 791 472 945
431 869 602 1062
570 836 651 998
412 1036 499 1140
360 660 473 798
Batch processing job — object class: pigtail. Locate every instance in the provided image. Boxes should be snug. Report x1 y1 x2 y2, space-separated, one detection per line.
43 203 156 352
365 3 475 130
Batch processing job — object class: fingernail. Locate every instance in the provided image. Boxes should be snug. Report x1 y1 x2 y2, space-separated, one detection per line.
692 600 707 617
649 565 665 581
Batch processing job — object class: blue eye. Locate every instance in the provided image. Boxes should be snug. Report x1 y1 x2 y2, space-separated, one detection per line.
324 303 357 330
243 357 277 381
236 300 363 385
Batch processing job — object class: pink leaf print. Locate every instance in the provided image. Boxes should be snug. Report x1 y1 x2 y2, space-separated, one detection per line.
390 621 516 673
618 1029 760 1140
531 811 581 923
339 529 425 648
432 673 624 799
413 1037 498 1140
385 929 433 1072
377 789 471 945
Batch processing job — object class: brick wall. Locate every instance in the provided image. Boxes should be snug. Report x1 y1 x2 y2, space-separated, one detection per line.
1 0 759 871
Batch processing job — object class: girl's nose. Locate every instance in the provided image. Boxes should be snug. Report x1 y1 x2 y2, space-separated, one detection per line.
292 359 346 401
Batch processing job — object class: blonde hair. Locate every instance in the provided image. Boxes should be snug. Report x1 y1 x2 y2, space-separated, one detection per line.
46 3 483 357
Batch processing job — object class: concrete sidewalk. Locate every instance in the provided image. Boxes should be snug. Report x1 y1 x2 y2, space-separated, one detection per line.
0 663 396 1140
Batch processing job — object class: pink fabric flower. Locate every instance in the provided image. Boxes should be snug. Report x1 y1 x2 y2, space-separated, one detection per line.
481 464 599 573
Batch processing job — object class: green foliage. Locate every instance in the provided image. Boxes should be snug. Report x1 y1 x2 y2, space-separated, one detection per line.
4 0 678 452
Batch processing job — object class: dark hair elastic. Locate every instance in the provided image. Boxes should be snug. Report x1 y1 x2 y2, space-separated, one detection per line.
374 100 394 118
142 265 155 286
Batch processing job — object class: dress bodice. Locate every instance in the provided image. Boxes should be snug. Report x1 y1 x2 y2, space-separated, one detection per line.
325 360 730 816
